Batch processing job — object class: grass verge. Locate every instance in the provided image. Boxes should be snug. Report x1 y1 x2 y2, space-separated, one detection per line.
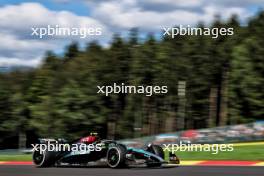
0 154 32 161
165 144 264 161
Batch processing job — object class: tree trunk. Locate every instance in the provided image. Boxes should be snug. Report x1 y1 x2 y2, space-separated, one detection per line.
208 87 217 127
219 69 228 126
18 131 26 149
107 121 116 139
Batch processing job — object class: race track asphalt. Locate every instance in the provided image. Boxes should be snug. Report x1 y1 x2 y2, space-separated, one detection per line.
0 165 264 176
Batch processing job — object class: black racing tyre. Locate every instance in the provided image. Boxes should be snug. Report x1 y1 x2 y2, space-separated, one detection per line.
33 149 56 167
106 144 127 168
146 145 164 167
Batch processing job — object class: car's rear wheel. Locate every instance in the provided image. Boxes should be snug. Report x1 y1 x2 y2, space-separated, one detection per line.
106 144 127 168
33 150 56 167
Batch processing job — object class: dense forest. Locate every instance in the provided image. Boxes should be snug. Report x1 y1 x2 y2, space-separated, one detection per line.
0 12 264 148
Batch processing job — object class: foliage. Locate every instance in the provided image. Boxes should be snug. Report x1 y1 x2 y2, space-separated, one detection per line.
0 13 263 144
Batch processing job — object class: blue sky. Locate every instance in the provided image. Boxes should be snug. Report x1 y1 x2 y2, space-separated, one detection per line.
0 0 263 67
0 0 91 15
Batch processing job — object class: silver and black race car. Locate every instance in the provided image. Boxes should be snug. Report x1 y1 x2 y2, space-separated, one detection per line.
32 136 179 168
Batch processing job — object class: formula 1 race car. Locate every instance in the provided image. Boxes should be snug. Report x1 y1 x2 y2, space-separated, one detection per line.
32 134 180 168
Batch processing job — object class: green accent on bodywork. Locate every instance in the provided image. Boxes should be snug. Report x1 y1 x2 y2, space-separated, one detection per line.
128 147 164 161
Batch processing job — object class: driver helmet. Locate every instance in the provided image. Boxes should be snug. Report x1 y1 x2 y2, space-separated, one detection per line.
80 132 98 144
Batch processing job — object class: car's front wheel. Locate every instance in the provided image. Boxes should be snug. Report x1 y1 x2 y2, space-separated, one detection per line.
106 144 127 168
